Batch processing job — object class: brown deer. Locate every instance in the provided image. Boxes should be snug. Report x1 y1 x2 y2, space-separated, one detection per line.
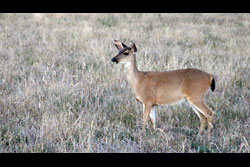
111 40 215 139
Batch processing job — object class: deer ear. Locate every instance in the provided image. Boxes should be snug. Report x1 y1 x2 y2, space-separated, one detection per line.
113 40 128 50
130 41 137 52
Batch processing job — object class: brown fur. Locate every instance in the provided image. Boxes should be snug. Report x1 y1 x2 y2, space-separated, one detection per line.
134 68 212 105
112 40 215 140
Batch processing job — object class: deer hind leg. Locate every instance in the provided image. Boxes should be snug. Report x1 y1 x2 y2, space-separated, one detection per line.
187 98 214 139
142 104 153 132
189 103 207 137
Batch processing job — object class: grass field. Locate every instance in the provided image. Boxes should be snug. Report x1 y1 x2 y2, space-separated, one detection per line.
0 13 249 153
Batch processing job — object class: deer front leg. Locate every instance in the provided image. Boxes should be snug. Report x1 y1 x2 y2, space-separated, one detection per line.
142 104 153 132
149 106 156 130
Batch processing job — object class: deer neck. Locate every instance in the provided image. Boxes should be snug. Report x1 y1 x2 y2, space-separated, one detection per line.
125 54 140 85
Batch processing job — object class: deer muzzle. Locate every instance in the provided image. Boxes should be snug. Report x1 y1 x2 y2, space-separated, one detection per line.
111 57 118 64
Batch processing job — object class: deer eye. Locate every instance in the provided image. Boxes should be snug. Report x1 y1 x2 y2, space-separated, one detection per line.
124 52 129 55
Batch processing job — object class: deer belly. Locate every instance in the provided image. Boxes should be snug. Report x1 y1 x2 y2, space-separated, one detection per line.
155 90 184 105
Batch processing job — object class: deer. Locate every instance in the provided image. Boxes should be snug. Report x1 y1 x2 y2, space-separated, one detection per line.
111 40 215 140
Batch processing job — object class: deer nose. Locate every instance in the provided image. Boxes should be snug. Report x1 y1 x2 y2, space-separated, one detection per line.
111 57 118 63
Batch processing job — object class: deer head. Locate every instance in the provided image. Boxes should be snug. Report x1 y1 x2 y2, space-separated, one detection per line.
111 40 137 64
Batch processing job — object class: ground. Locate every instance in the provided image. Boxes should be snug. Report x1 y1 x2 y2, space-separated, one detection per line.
0 13 249 152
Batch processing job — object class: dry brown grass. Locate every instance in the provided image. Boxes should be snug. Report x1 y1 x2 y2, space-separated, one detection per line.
0 13 249 152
